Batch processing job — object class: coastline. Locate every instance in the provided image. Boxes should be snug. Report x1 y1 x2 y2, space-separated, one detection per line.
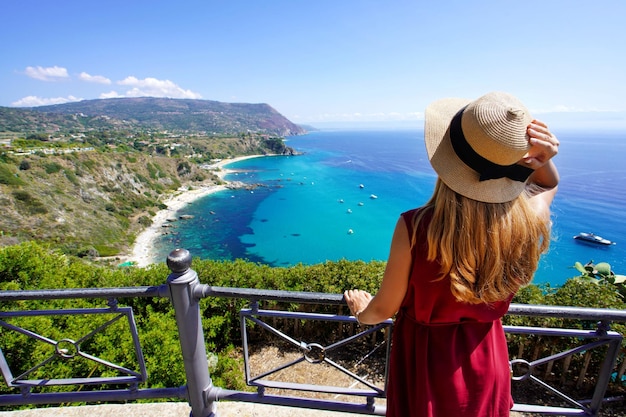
127 155 265 267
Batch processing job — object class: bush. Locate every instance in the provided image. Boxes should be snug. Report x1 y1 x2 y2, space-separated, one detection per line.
138 215 153 227
64 169 79 185
19 160 31 171
44 162 63 174
12 190 47 214
76 246 99 258
0 163 24 185
93 245 119 257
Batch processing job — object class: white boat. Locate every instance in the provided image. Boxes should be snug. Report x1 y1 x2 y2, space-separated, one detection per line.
573 232 615 246
370 194 378 199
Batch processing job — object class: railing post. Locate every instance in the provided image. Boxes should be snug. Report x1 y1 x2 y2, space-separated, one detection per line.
167 249 216 417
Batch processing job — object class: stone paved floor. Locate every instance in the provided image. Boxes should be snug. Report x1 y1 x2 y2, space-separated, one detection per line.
0 402 359 417
0 402 527 417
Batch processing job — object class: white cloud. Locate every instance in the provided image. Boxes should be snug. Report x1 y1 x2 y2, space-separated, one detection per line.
12 95 82 107
79 72 111 84
100 90 123 99
24 66 69 81
117 76 202 99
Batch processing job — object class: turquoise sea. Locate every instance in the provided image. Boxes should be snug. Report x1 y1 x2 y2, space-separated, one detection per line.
152 129 626 287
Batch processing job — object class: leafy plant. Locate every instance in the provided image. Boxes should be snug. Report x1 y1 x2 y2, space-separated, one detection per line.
572 260 626 299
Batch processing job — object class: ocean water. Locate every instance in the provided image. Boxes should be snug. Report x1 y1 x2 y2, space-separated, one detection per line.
152 129 626 287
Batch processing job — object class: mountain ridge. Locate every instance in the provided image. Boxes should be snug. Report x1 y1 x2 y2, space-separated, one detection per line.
1 97 306 137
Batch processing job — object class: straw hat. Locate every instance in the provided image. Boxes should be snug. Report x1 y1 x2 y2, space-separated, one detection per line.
424 91 534 203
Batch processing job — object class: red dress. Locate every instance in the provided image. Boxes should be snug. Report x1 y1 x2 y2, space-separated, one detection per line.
385 208 513 417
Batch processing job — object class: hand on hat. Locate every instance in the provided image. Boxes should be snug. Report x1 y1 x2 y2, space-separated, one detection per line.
520 120 560 170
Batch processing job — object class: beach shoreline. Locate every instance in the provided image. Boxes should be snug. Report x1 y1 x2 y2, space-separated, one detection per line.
127 155 265 267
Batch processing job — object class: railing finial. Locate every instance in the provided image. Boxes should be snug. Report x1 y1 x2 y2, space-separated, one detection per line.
167 248 192 273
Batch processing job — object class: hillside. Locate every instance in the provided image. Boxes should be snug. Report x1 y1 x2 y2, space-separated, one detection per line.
1 97 306 137
0 133 296 259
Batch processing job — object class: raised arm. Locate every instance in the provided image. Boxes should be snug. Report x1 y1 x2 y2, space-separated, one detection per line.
522 119 560 216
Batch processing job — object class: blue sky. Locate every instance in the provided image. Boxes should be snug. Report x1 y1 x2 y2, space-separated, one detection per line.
1 0 625 128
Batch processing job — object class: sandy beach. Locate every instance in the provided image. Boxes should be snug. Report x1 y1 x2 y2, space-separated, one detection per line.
128 155 264 267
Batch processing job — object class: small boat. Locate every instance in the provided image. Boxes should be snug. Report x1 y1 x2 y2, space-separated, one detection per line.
359 184 365 189
370 194 378 199
347 229 354 234
573 232 616 246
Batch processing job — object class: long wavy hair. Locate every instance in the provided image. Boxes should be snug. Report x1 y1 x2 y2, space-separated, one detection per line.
412 179 551 304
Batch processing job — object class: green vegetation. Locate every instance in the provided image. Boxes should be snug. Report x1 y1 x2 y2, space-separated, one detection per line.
0 242 385 399
1 242 625 404
0 97 306 137
0 128 295 258
0 163 24 186
0 97 302 259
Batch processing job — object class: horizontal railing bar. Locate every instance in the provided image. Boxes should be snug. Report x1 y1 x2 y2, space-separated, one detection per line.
11 376 142 387
507 303 626 322
4 284 626 322
242 308 350 321
241 308 394 324
250 380 381 396
511 403 588 415
0 387 187 406
212 388 386 415
503 325 623 339
0 286 168 301
198 285 344 304
0 307 131 317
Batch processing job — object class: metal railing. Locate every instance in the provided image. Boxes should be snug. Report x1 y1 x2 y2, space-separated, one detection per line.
0 248 624 417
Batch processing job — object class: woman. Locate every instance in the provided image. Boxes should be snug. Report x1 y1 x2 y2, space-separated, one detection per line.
344 92 559 417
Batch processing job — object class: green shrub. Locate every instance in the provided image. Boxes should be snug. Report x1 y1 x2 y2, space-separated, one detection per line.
64 170 79 185
44 162 63 174
12 190 47 214
147 163 159 180
81 159 96 170
138 216 152 227
93 245 119 257
0 163 24 185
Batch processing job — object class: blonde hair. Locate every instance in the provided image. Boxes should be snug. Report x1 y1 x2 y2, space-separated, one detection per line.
412 179 551 304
